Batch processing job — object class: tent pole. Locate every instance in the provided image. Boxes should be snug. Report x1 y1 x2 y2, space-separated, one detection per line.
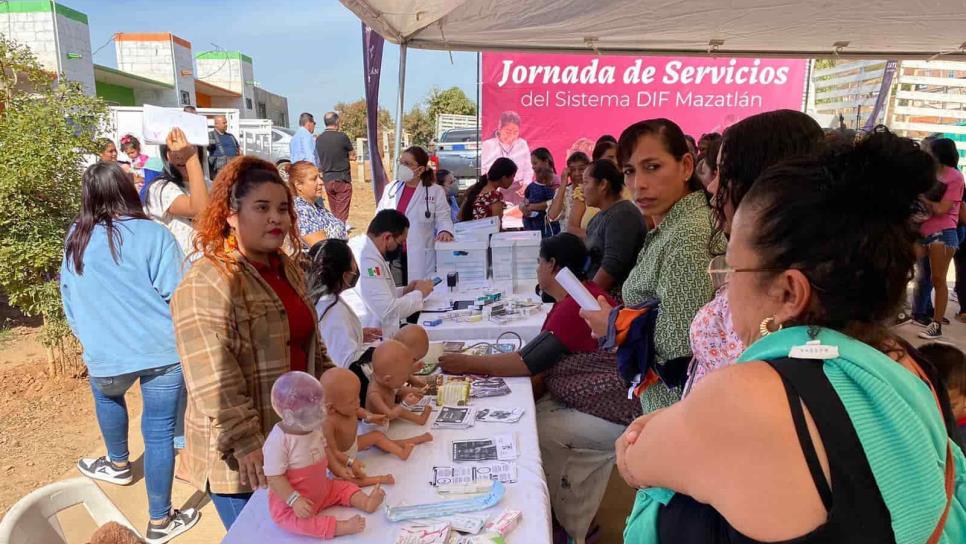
392 43 408 179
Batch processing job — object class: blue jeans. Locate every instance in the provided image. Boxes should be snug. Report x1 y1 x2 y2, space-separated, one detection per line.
209 491 253 529
913 255 935 319
90 363 184 520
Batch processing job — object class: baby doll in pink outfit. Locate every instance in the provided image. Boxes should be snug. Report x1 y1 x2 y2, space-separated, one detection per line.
263 371 385 539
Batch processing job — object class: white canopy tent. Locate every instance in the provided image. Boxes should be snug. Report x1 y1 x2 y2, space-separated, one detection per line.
340 0 966 181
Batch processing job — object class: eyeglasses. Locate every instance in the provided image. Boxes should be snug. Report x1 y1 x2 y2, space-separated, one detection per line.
706 256 785 290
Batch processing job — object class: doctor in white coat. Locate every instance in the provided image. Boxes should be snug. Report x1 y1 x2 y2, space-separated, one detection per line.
356 209 434 338
376 146 454 284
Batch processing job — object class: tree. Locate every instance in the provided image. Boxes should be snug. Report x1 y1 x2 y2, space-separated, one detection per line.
0 37 109 374
426 86 476 132
403 106 434 147
332 99 393 144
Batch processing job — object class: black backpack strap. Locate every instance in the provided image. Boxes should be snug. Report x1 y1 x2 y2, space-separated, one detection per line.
766 357 894 542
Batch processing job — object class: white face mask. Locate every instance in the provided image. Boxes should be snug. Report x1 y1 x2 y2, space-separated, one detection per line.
397 164 415 182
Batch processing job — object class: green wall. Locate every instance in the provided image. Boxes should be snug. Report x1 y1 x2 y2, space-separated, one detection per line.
95 80 135 106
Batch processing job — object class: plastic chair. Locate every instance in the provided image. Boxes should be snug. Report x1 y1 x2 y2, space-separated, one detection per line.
0 477 137 544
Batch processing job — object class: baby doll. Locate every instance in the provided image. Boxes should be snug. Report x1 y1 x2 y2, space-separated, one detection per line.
263 371 384 539
366 340 433 425
394 324 431 394
322 368 432 469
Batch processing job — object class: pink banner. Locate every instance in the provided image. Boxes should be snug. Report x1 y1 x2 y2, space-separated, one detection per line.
481 52 808 201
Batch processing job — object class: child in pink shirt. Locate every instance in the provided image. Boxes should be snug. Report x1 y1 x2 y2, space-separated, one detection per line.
263 371 385 539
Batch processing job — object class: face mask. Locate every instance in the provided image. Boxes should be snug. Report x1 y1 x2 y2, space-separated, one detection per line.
535 284 556 304
397 164 415 183
346 271 360 289
384 242 404 262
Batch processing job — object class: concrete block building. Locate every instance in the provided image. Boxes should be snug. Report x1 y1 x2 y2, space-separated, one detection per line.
0 0 95 94
196 50 289 126
0 1 290 127
115 32 196 107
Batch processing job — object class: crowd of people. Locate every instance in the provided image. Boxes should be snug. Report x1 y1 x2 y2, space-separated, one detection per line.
62 108 966 544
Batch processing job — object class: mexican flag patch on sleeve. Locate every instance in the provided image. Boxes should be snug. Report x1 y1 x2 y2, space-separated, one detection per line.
366 266 382 277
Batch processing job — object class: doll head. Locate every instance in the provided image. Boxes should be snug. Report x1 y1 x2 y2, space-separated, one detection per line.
394 324 429 368
270 371 325 433
321 368 361 417
371 340 416 389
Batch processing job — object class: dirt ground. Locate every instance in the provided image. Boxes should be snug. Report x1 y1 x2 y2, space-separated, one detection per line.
345 180 378 234
0 183 379 519
0 317 124 519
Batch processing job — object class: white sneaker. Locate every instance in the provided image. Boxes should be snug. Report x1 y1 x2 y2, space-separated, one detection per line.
145 508 200 544
76 456 132 485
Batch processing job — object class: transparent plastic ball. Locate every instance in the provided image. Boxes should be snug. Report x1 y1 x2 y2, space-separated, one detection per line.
270 371 325 433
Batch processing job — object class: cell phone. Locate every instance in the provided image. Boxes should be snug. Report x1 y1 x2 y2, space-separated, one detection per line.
432 277 443 286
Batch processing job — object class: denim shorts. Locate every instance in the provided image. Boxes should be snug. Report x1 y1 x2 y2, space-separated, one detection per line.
922 228 960 250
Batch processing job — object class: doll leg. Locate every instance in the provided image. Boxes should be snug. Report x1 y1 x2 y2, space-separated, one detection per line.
346 482 386 513
358 431 416 460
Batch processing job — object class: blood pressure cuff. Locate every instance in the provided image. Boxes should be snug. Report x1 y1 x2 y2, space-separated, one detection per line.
520 331 570 375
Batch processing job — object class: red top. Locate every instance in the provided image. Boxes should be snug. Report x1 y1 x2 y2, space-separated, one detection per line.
252 254 315 373
397 184 417 214
542 280 613 353
472 189 504 220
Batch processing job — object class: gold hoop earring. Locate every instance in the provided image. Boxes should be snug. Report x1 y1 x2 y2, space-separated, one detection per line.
225 231 238 251
759 316 782 337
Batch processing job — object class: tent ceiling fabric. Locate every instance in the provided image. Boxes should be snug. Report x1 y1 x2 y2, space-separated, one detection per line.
340 0 966 59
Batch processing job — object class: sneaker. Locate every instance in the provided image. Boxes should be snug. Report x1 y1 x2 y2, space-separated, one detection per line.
912 316 932 327
76 456 132 485
893 312 912 326
145 508 200 544
919 321 943 340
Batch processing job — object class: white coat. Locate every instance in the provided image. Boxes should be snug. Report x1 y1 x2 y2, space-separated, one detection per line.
315 293 365 368
356 236 424 338
376 180 454 282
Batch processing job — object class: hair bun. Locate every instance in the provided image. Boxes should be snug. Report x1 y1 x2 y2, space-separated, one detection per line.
822 127 935 225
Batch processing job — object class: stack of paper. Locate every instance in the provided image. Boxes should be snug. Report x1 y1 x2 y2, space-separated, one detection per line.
470 377 511 398
433 406 476 429
475 408 524 423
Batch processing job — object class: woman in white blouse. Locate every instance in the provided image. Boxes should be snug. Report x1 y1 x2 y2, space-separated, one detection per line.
307 239 382 369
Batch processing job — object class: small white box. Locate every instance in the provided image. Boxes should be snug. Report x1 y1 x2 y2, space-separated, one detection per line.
455 217 501 241
488 231 542 287
435 239 489 286
512 236 542 281
489 237 516 282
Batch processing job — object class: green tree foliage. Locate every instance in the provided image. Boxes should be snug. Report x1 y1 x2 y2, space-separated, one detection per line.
0 37 108 367
332 99 393 143
403 106 434 147
426 86 476 131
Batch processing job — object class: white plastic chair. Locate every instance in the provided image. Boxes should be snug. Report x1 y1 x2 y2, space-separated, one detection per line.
0 477 137 544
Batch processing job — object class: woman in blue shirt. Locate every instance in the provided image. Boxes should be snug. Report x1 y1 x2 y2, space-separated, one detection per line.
436 169 460 223
60 161 198 543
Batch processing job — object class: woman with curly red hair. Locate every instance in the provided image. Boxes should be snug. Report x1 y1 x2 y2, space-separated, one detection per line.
170 156 334 529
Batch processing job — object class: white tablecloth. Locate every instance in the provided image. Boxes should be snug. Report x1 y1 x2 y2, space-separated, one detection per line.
419 284 549 344
223 376 552 543
419 309 548 344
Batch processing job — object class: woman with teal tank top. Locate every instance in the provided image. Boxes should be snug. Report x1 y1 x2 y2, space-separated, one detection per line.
619 128 966 543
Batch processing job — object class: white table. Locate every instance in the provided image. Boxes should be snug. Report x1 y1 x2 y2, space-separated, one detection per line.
419 284 549 344
223 376 552 543
419 308 548 344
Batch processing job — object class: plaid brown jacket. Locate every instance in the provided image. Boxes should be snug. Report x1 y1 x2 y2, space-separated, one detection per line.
171 252 332 494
